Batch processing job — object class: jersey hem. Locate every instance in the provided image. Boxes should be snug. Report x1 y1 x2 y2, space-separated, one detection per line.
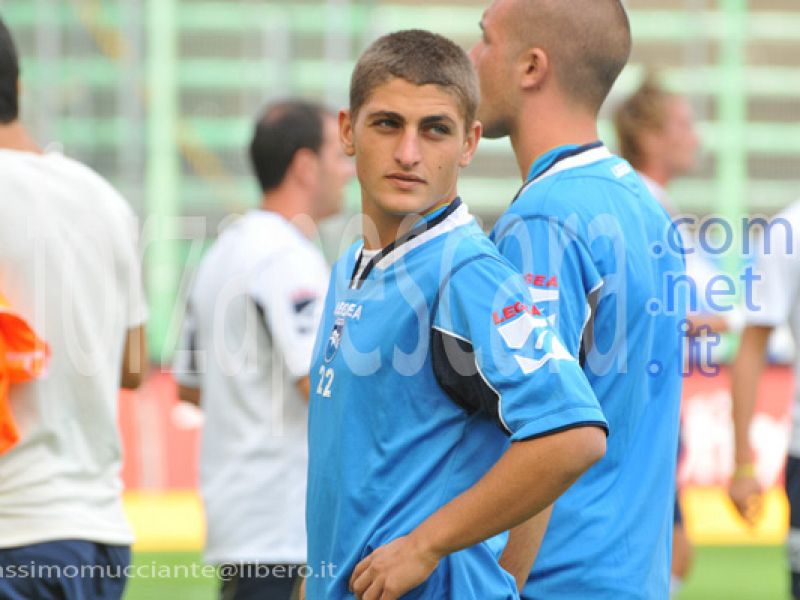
510 406 608 442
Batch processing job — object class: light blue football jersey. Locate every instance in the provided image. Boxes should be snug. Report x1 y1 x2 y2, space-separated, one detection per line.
306 199 607 600
491 143 686 600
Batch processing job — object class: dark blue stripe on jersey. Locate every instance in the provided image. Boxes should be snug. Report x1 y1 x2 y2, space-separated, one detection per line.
431 328 509 435
293 298 314 314
522 420 609 441
511 140 604 204
350 197 463 288
252 297 272 343
186 303 198 374
429 254 513 435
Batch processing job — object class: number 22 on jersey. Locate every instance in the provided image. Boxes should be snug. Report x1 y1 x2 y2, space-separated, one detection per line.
316 366 334 398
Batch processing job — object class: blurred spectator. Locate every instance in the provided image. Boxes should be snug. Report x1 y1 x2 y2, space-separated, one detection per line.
172 100 353 600
730 199 800 600
0 17 148 600
615 77 729 334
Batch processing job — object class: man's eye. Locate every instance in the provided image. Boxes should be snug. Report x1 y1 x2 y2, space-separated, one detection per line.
428 124 451 136
374 119 398 129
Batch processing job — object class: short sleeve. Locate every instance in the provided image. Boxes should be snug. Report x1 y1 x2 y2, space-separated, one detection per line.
432 256 606 442
249 246 330 379
493 215 602 356
746 221 800 327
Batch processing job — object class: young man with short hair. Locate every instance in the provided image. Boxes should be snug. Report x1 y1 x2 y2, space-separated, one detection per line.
471 1 686 598
306 29 607 600
174 100 353 600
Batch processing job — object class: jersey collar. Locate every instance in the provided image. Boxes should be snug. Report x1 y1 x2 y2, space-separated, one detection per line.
512 141 608 204
350 197 468 289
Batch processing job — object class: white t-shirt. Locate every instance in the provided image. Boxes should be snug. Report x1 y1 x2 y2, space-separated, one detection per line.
745 201 800 455
0 149 147 547
173 210 329 565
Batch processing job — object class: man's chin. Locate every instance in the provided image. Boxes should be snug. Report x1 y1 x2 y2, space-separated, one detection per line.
377 194 445 218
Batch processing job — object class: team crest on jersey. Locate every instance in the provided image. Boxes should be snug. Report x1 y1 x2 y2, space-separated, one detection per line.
324 317 345 363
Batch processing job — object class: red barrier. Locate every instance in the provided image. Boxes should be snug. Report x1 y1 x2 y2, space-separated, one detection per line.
118 367 794 491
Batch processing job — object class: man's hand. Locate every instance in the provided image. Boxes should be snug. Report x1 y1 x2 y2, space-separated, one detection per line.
349 535 440 600
728 473 763 526
347 426 604 600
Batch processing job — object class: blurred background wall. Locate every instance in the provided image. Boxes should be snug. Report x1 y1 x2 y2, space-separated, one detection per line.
4 0 799 361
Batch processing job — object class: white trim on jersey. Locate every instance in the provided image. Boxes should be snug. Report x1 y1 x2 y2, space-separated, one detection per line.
519 146 613 197
529 287 560 304
375 204 474 271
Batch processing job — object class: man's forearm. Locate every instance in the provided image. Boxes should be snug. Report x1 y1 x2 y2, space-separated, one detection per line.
178 384 201 406
409 426 605 560
731 326 771 465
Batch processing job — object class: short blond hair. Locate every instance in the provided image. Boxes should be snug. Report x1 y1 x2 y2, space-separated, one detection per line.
349 29 479 129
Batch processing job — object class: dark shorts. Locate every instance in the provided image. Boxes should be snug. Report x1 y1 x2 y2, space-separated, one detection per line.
0 539 130 600
673 494 684 527
787 456 800 598
219 563 302 600
674 432 684 526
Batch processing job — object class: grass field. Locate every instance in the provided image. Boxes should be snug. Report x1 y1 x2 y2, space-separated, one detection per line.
122 545 787 599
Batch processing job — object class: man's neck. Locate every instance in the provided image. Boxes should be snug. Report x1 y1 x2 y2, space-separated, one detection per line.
0 121 41 154
637 163 671 189
509 101 599 181
260 186 316 239
361 207 413 251
361 194 455 250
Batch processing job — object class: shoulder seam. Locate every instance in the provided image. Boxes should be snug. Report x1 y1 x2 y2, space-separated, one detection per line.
430 253 508 325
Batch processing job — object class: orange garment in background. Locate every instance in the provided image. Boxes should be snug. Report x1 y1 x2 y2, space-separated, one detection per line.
0 292 50 453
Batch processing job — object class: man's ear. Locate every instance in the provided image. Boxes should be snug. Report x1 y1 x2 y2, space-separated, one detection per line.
339 109 356 157
519 47 549 91
459 120 482 168
290 148 320 189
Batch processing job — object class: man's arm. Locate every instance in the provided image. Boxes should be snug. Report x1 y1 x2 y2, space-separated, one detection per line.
728 324 772 525
349 426 606 600
499 506 553 591
296 375 310 401
178 384 201 406
121 324 147 390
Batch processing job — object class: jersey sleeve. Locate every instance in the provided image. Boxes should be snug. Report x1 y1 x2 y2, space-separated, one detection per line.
493 214 602 357
248 246 330 379
746 221 800 327
432 255 606 442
